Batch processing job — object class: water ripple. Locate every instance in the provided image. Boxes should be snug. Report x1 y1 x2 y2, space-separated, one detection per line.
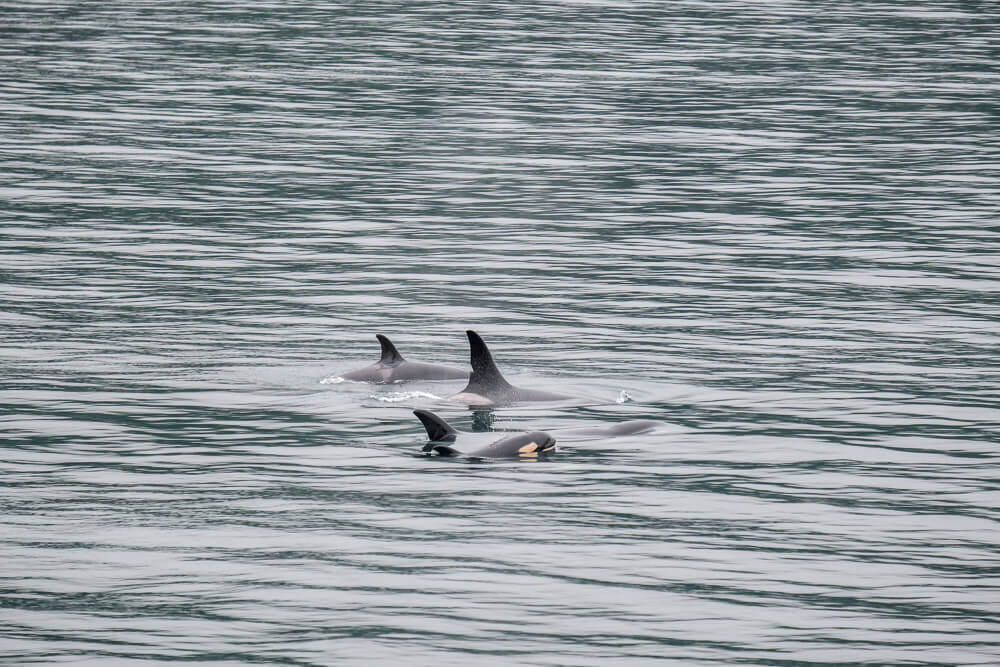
2 0 999 664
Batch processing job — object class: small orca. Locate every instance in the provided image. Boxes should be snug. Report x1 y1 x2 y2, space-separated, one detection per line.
339 334 469 384
414 409 556 458
450 330 573 406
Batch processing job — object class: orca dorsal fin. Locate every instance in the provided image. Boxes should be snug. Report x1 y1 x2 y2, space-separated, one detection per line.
413 410 458 442
376 334 404 364
461 330 513 394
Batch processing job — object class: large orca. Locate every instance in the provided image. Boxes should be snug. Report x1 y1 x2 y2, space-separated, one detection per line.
339 334 468 384
555 420 661 439
450 330 572 406
414 410 556 458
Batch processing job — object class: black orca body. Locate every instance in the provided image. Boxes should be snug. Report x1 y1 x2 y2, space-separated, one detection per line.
414 410 556 458
450 330 572 406
339 334 469 384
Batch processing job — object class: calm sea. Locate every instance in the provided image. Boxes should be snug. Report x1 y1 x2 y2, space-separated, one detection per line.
2 1 999 665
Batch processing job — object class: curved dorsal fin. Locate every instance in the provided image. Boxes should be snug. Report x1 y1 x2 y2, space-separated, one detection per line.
461 330 513 394
413 410 458 442
376 334 404 364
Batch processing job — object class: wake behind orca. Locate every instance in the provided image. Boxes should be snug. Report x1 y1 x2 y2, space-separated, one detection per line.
339 334 469 384
414 409 556 458
450 330 573 406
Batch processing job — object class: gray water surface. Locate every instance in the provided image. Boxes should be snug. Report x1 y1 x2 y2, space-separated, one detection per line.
2 1 1000 665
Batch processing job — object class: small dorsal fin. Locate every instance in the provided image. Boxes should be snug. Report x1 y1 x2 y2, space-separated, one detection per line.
413 410 458 442
376 334 404 364
461 330 513 394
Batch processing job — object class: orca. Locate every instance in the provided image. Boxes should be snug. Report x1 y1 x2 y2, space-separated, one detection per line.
450 330 572 406
414 410 556 458
555 420 661 439
338 334 469 384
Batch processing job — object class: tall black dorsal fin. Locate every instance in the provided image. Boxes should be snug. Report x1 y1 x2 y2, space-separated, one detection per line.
376 334 404 364
413 410 458 442
462 330 513 393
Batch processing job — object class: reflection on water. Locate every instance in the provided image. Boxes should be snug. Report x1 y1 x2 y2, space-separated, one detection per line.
2 0 999 664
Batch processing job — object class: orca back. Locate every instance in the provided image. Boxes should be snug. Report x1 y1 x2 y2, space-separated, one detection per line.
376 334 404 365
457 330 515 397
413 409 458 442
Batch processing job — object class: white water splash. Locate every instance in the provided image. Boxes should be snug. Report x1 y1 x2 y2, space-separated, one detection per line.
371 391 443 403
319 375 346 385
617 390 634 403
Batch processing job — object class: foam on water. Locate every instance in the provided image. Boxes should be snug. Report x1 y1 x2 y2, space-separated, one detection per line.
370 391 445 403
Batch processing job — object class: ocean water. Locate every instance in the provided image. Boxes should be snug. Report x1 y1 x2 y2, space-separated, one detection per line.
2 1 999 665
